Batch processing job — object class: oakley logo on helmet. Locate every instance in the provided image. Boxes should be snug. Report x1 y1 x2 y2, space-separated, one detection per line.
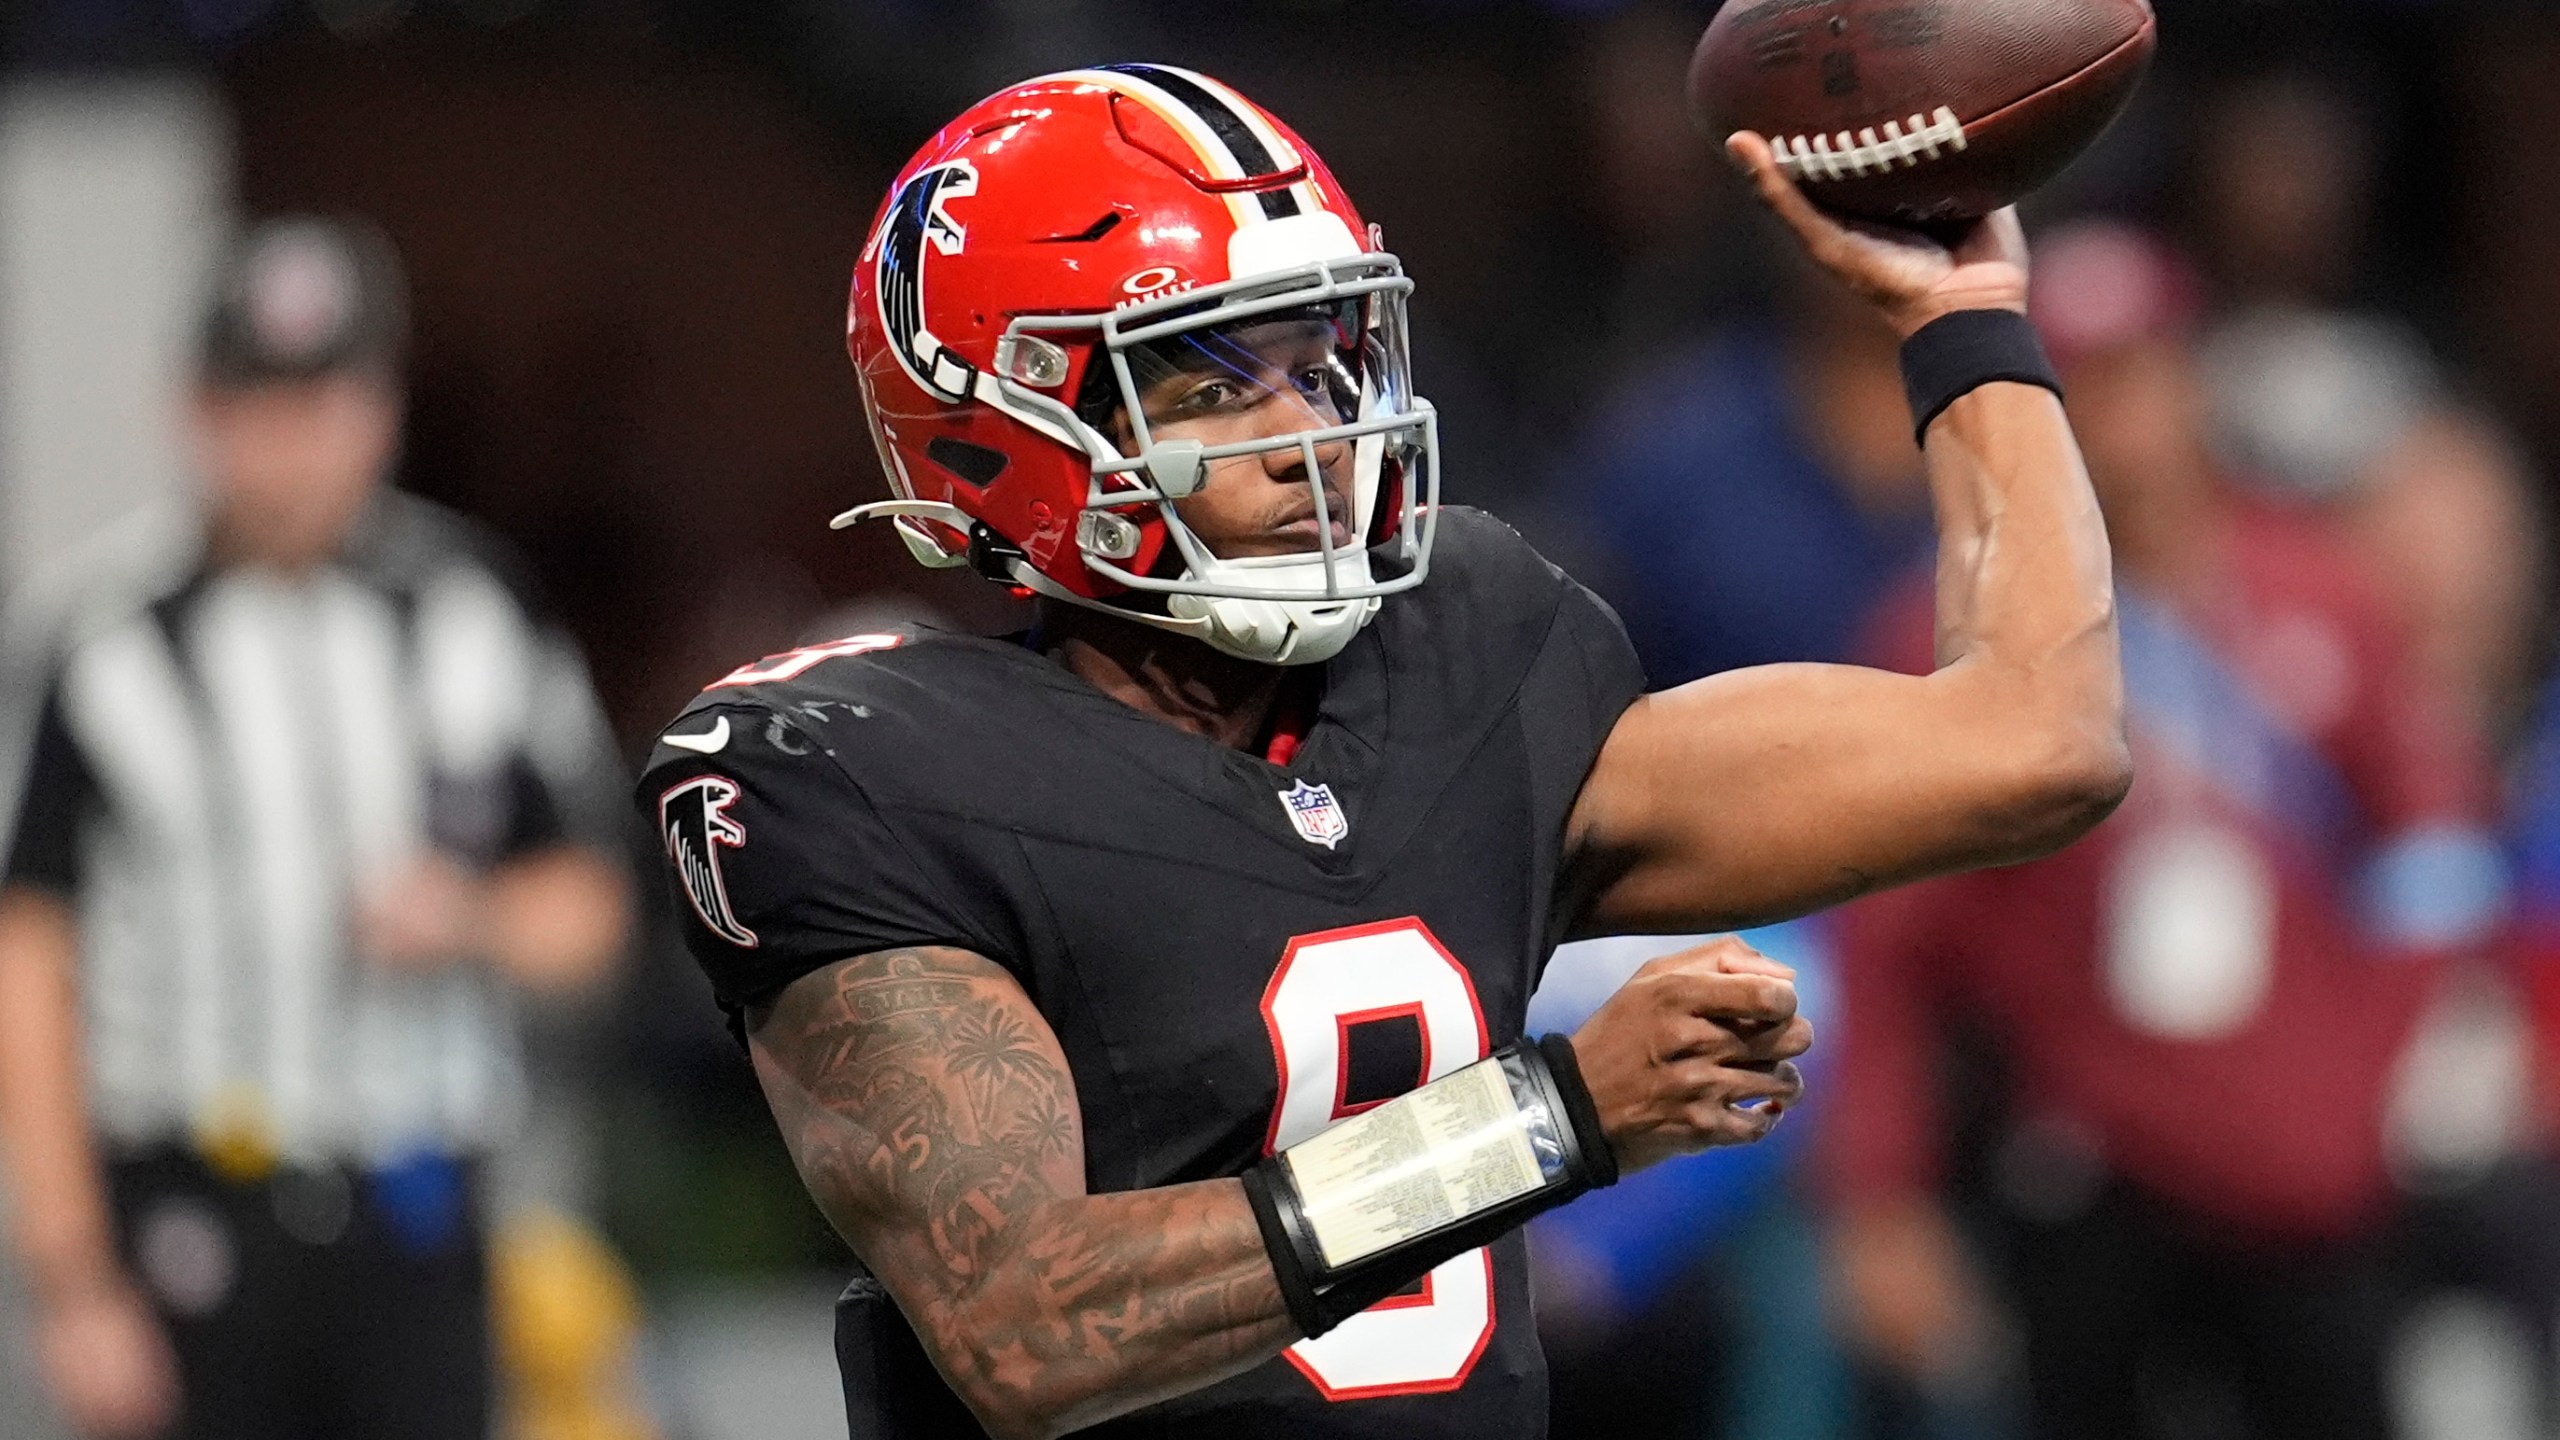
1117 265 1199 308
876 161 981 403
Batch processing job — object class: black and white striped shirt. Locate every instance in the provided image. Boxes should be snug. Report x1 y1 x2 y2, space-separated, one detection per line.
0 496 624 1165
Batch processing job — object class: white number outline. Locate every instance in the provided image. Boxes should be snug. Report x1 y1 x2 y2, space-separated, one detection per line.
709 633 904 689
1259 916 1499 1400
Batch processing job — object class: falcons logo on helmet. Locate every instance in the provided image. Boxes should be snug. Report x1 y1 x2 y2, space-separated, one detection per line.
660 774 758 949
874 160 980 402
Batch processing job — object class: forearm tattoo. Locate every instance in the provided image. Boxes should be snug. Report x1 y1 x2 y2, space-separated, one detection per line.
749 946 1293 1436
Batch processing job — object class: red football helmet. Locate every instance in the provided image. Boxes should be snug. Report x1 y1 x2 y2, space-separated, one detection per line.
839 65 1440 665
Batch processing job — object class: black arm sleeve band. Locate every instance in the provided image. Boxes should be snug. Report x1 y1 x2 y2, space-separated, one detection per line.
3 684 100 898
1244 1034 1617 1339
1899 308 2063 444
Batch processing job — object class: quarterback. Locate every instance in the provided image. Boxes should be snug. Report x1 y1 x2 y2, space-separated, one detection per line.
642 65 2128 1440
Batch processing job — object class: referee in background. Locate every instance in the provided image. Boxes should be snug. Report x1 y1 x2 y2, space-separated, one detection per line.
0 218 632 1440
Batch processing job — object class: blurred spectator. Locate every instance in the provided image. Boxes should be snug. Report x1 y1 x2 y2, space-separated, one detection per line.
2186 76 2560 1427
2189 67 2548 742
1568 1 1753 372
1819 223 2506 1440
2200 299 2547 755
2189 70 2381 312
0 218 633 1440
1574 263 1930 686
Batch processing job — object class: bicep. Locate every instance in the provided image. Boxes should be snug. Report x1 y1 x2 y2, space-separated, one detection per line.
1568 657 2103 935
745 945 1085 1297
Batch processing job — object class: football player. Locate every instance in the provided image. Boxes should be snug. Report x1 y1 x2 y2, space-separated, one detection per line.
641 66 2128 1440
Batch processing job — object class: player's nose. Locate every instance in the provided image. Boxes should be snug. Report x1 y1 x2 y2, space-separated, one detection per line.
1253 394 1351 482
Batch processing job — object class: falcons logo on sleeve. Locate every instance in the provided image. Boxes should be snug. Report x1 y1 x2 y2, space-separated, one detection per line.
660 775 759 949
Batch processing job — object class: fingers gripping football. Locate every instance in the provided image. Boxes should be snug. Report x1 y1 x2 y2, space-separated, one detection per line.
1569 937 1815 1175
1725 130 2030 339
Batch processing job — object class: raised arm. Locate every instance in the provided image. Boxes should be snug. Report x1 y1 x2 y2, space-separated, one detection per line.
744 944 1294 1440
1567 135 2131 937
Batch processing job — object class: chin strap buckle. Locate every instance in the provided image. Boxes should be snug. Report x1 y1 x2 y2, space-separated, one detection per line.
966 522 1028 584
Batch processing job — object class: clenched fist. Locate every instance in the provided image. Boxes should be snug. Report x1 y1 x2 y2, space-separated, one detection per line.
1569 937 1813 1174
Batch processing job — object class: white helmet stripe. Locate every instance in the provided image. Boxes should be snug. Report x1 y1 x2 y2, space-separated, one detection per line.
1102 65 1305 223
1162 66 1306 175
1042 68 1247 180
1044 65 1319 229
1039 67 1266 229
1101 65 1293 180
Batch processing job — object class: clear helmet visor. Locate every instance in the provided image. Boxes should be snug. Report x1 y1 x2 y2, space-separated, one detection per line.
1094 303 1367 573
1078 270 1436 606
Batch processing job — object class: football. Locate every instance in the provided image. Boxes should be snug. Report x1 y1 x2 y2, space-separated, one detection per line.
1688 0 2158 225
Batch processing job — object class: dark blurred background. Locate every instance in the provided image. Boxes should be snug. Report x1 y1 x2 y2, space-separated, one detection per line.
9 0 2549 719
10 2 2560 1438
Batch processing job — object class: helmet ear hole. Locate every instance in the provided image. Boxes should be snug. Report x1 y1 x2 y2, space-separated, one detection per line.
927 436 1009 488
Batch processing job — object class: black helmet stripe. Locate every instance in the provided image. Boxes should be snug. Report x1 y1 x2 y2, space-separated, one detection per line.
1100 64 1303 219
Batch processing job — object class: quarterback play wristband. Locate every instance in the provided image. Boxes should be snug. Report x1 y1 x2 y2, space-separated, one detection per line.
1244 1034 1617 1339
1899 308 2064 443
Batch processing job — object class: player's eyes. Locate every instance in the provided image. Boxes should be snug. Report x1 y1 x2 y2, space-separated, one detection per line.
1168 377 1249 416
1151 354 1344 425
1290 366 1352 420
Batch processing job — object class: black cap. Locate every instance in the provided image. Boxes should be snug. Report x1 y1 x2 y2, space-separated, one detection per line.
199 216 409 385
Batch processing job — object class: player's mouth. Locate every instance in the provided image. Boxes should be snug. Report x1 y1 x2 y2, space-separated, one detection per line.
1271 513 1357 550
1268 486 1356 551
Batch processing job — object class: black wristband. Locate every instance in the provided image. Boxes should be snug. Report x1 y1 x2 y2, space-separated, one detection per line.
1240 1163 1330 1338
1534 1032 1618 1190
1899 308 2062 443
1245 1036 1617 1339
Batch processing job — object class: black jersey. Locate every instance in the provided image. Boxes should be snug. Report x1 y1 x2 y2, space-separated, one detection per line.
640 508 1646 1439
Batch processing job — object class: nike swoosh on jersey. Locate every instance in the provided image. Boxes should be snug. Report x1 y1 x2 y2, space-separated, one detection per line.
663 716 731 754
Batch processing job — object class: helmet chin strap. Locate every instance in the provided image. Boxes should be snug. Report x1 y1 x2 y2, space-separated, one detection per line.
1009 553 1381 667
1166 546 1383 666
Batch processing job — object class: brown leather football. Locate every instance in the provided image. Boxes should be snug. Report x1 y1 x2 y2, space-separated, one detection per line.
1689 0 2157 225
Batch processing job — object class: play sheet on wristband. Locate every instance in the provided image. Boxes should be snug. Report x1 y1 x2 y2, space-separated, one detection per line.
1284 1056 1549 1269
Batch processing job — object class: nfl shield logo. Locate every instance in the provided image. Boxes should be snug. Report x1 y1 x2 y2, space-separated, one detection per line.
1277 780 1350 850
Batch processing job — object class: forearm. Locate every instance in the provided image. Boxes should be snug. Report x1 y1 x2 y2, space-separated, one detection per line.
884 1178 1292 1440
1923 381 2128 815
0 889 122 1299
750 945 1294 1440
